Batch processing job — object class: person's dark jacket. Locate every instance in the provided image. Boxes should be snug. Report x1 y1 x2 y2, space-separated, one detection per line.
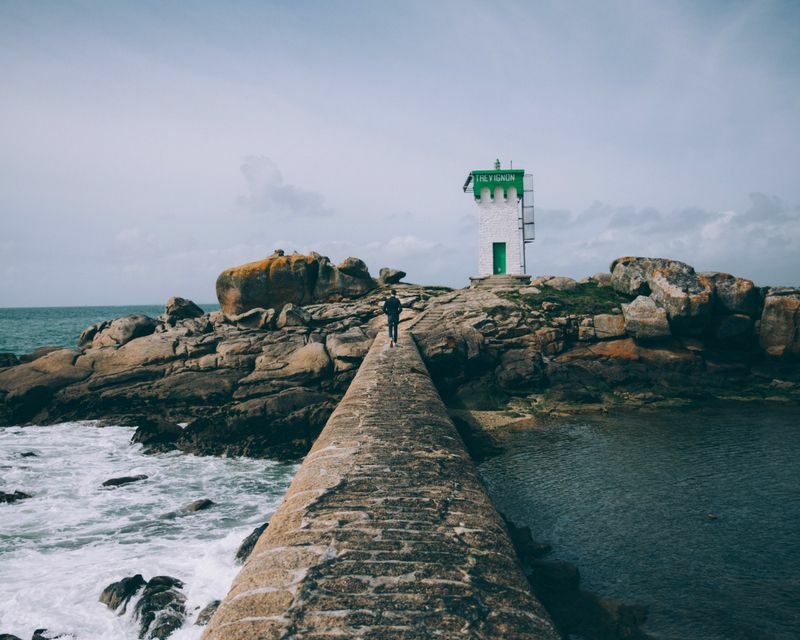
383 296 402 318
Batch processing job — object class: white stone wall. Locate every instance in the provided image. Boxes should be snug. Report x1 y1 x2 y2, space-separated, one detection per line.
476 186 523 276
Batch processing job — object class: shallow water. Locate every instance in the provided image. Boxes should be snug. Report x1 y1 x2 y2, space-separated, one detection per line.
479 404 800 640
0 422 297 640
0 304 219 356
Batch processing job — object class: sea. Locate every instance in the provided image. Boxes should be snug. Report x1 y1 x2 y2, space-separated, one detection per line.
480 405 800 640
2 307 800 639
0 305 219 356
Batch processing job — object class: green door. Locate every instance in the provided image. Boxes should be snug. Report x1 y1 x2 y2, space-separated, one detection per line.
492 242 506 274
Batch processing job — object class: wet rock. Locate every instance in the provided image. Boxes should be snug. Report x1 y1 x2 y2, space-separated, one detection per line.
164 297 204 321
621 296 671 340
181 498 214 512
100 573 147 613
759 288 800 357
0 490 32 503
31 631 76 640
194 600 221 626
0 353 19 368
235 522 269 563
378 267 406 285
102 474 148 487
0 634 23 640
134 576 186 640
131 418 183 452
92 315 159 348
275 303 311 329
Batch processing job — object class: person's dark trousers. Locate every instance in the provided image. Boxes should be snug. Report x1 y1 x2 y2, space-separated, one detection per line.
388 316 399 342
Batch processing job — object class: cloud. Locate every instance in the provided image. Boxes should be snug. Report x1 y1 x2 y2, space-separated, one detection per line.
236 156 334 218
529 193 800 286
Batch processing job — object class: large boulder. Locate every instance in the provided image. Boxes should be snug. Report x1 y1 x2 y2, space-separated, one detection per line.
165 297 204 321
134 576 186 640
621 296 671 340
215 251 376 316
379 267 406 285
92 315 159 348
759 288 800 357
700 272 762 317
611 257 714 334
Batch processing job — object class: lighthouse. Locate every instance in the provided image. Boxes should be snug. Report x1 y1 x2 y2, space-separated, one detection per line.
463 159 534 284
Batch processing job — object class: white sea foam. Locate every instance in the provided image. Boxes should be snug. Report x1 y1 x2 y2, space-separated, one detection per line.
0 422 297 639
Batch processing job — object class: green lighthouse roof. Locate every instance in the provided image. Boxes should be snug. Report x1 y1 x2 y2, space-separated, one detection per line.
463 162 524 199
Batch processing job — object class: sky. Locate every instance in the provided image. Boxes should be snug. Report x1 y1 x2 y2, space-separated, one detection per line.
1 0 798 306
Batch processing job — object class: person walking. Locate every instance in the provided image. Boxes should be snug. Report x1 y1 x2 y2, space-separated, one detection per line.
382 289 402 346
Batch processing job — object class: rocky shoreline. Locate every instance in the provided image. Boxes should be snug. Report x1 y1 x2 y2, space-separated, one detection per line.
0 252 797 460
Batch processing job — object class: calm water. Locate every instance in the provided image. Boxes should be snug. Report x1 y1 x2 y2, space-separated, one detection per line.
0 422 297 640
480 405 800 640
0 304 219 356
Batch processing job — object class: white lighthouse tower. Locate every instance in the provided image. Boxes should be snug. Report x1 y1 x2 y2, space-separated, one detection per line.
464 159 534 286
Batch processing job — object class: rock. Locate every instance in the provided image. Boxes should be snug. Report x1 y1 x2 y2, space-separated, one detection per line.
621 296 671 340
543 276 577 292
100 574 147 613
519 286 541 296
326 328 372 372
592 314 626 339
337 256 370 279
759 288 800 357
102 474 148 487
0 490 32 503
378 267 406 285
134 576 186 640
131 418 183 452
165 297 204 321
235 522 269 563
495 347 545 390
0 634 23 640
275 304 311 329
714 313 754 342
591 272 613 287
18 346 62 363
0 353 19 368
228 307 274 330
215 252 376 316
92 315 159 348
78 320 110 348
611 257 714 334
700 272 762 317
181 498 214 512
194 600 221 626
31 631 76 640
247 341 332 384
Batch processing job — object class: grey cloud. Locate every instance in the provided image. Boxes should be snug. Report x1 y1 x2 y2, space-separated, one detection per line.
236 156 334 218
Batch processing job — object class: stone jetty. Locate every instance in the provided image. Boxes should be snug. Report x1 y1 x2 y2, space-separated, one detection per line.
202 331 559 639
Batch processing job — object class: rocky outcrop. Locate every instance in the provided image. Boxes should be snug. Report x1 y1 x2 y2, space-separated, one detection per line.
611 257 713 334
165 297 204 321
134 576 186 640
215 251 376 316
0 490 32 503
100 574 147 613
102 474 148 487
759 288 800 357
378 267 406 285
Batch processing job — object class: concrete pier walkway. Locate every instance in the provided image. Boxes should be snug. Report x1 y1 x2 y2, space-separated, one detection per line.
202 332 559 639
